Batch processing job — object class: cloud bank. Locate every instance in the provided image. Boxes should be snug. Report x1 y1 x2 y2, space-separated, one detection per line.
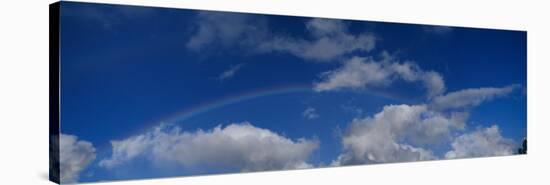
100 122 319 172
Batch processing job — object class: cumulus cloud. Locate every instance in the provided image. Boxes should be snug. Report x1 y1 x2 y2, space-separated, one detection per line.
429 84 520 111
303 107 320 120
100 122 319 172
314 54 445 98
186 14 376 62
60 134 96 183
445 125 516 159
332 104 465 165
330 83 521 165
219 63 245 80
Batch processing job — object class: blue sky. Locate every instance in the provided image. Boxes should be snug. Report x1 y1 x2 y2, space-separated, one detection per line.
57 2 526 183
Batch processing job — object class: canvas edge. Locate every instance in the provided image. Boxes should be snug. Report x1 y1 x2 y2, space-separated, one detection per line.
49 2 61 184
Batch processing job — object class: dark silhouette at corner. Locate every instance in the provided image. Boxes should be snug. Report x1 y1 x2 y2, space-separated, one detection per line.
517 138 527 154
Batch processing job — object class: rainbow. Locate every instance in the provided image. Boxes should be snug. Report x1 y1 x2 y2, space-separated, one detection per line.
104 83 313 148
161 84 313 124
119 83 404 140
99 83 406 151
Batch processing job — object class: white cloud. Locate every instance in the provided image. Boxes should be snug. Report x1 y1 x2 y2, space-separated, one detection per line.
100 122 319 172
219 63 245 80
314 57 392 91
445 125 516 159
330 83 521 165
59 134 96 183
303 107 320 120
422 71 446 98
314 54 446 98
186 15 376 62
429 84 520 111
257 18 376 61
333 104 464 165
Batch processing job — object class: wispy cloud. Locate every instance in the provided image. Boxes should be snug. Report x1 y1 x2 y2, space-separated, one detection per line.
186 14 376 62
219 63 245 81
302 107 319 120
186 12 267 51
429 84 520 111
257 18 376 61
